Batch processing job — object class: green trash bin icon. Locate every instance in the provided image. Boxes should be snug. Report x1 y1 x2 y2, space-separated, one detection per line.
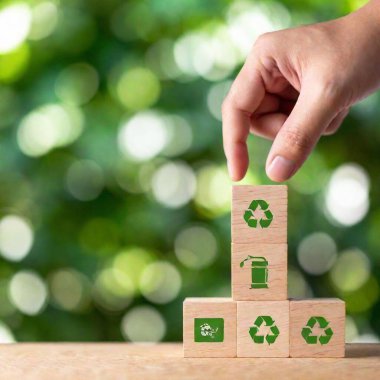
240 256 269 289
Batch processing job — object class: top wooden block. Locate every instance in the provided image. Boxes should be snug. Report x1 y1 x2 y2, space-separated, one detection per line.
232 185 287 243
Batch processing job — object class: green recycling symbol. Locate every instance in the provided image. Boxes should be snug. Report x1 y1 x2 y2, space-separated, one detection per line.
249 315 279 345
244 199 273 228
301 316 334 345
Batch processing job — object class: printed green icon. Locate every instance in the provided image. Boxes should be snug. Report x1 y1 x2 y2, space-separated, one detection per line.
244 199 273 228
240 256 269 289
249 316 279 345
301 316 334 345
194 318 224 342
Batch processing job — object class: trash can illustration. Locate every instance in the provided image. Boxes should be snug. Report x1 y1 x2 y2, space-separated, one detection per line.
240 256 269 289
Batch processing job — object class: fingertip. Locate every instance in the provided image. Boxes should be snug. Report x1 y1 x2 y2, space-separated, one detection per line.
230 173 245 182
266 155 296 182
228 160 247 182
227 147 249 182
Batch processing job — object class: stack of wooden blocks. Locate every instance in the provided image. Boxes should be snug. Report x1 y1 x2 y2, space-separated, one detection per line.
184 185 345 358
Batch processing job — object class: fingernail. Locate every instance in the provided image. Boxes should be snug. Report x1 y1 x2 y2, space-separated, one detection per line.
267 156 295 181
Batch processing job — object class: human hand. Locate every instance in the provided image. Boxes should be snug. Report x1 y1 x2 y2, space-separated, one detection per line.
222 0 380 182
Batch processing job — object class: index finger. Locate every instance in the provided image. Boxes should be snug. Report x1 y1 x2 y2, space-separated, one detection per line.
222 60 265 181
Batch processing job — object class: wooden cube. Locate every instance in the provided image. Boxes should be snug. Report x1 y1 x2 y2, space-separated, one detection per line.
232 243 287 301
290 299 345 358
232 185 287 244
183 298 236 357
237 301 289 357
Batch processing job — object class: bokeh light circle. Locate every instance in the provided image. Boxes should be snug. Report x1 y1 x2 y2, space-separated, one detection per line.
116 67 160 110
118 111 193 162
121 305 166 342
288 268 313 298
195 164 231 217
0 44 30 83
161 114 193 157
297 232 337 275
29 1 58 40
140 261 182 304
66 160 104 201
151 161 196 208
0 322 15 343
118 111 168 162
93 267 134 312
175 225 217 269
345 316 359 343
49 269 90 311
330 248 370 292
17 103 84 157
325 164 370 226
55 62 99 106
0 215 33 262
8 270 47 315
207 80 232 121
0 4 31 54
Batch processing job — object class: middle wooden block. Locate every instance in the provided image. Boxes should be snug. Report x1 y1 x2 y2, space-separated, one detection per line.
232 243 287 301
237 301 290 357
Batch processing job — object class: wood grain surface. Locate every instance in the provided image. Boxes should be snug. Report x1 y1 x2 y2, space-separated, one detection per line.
237 301 289 357
290 298 345 358
183 297 236 357
232 185 287 244
232 243 287 301
0 343 378 380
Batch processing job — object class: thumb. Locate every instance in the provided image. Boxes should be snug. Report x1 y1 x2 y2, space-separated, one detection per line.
266 84 338 182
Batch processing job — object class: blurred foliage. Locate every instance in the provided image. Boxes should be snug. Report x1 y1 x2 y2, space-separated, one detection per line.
0 0 378 344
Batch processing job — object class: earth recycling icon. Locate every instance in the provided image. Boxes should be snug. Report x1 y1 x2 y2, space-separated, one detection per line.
244 199 273 228
249 315 280 345
301 316 334 345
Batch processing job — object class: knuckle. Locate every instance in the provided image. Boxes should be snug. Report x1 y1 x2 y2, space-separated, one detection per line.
221 87 250 115
221 96 231 116
321 78 340 100
252 32 275 53
313 71 354 110
316 73 346 105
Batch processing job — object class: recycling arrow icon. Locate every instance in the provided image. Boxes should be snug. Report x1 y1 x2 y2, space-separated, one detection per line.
244 199 273 228
249 315 280 345
301 316 334 345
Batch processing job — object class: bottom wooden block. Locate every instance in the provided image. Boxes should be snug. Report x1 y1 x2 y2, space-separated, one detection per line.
290 298 345 358
183 298 236 357
237 301 289 357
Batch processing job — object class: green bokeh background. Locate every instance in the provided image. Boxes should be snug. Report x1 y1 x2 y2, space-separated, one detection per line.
0 0 378 343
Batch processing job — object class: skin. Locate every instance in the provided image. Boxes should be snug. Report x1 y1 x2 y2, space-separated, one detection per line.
222 0 380 182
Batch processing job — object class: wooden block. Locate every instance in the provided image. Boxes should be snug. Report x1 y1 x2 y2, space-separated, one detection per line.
183 298 236 357
290 298 345 358
237 301 289 357
232 243 287 301
232 185 287 244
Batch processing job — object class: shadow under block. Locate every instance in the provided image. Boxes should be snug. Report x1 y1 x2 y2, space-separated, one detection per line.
232 185 287 244
183 298 236 358
290 298 345 358
232 243 287 301
237 301 289 357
